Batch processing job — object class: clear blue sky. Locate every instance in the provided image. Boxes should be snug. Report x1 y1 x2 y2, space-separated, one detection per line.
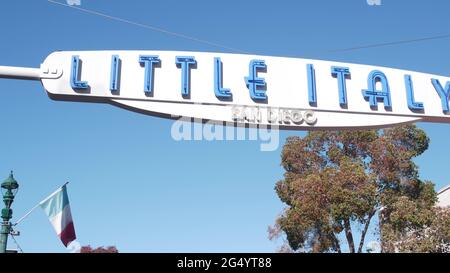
0 0 449 253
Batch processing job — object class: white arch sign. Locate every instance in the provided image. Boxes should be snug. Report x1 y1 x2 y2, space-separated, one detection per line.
1 50 450 129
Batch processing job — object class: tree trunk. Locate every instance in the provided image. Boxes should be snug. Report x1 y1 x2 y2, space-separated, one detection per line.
343 219 355 253
379 208 387 253
358 210 375 253
332 233 341 253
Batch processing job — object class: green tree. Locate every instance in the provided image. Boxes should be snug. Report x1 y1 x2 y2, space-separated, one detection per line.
381 200 450 252
269 124 450 253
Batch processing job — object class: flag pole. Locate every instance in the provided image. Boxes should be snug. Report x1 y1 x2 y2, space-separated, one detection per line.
13 182 70 226
12 203 40 227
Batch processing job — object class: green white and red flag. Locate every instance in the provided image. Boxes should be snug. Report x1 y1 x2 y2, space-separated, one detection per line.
39 184 76 247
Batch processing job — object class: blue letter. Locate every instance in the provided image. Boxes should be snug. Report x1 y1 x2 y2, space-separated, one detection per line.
139 55 161 94
70 55 89 90
431 78 450 113
307 64 317 106
110 55 120 92
331 66 350 107
362 70 392 109
214 57 232 99
404 75 424 111
176 56 196 97
245 60 267 101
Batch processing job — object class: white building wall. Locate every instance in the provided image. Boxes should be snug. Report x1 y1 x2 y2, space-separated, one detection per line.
437 185 450 208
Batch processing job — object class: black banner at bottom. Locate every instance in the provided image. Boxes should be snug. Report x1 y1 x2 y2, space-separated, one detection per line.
0 253 445 272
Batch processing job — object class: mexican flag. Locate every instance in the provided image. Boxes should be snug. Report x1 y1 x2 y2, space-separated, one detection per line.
40 184 76 247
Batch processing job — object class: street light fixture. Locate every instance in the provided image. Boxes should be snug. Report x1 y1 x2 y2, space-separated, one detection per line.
0 171 19 253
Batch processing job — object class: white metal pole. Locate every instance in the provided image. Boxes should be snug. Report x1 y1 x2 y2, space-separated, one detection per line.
12 203 40 227
0 66 41 80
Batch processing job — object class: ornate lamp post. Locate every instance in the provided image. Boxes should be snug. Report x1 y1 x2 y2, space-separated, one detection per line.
0 171 19 253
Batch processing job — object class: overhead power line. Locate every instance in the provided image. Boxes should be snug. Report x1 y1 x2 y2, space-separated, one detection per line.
47 0 249 54
330 34 450 53
48 0 450 55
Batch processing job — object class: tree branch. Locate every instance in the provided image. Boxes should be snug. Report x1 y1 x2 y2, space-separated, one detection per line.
343 219 355 253
358 210 376 253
